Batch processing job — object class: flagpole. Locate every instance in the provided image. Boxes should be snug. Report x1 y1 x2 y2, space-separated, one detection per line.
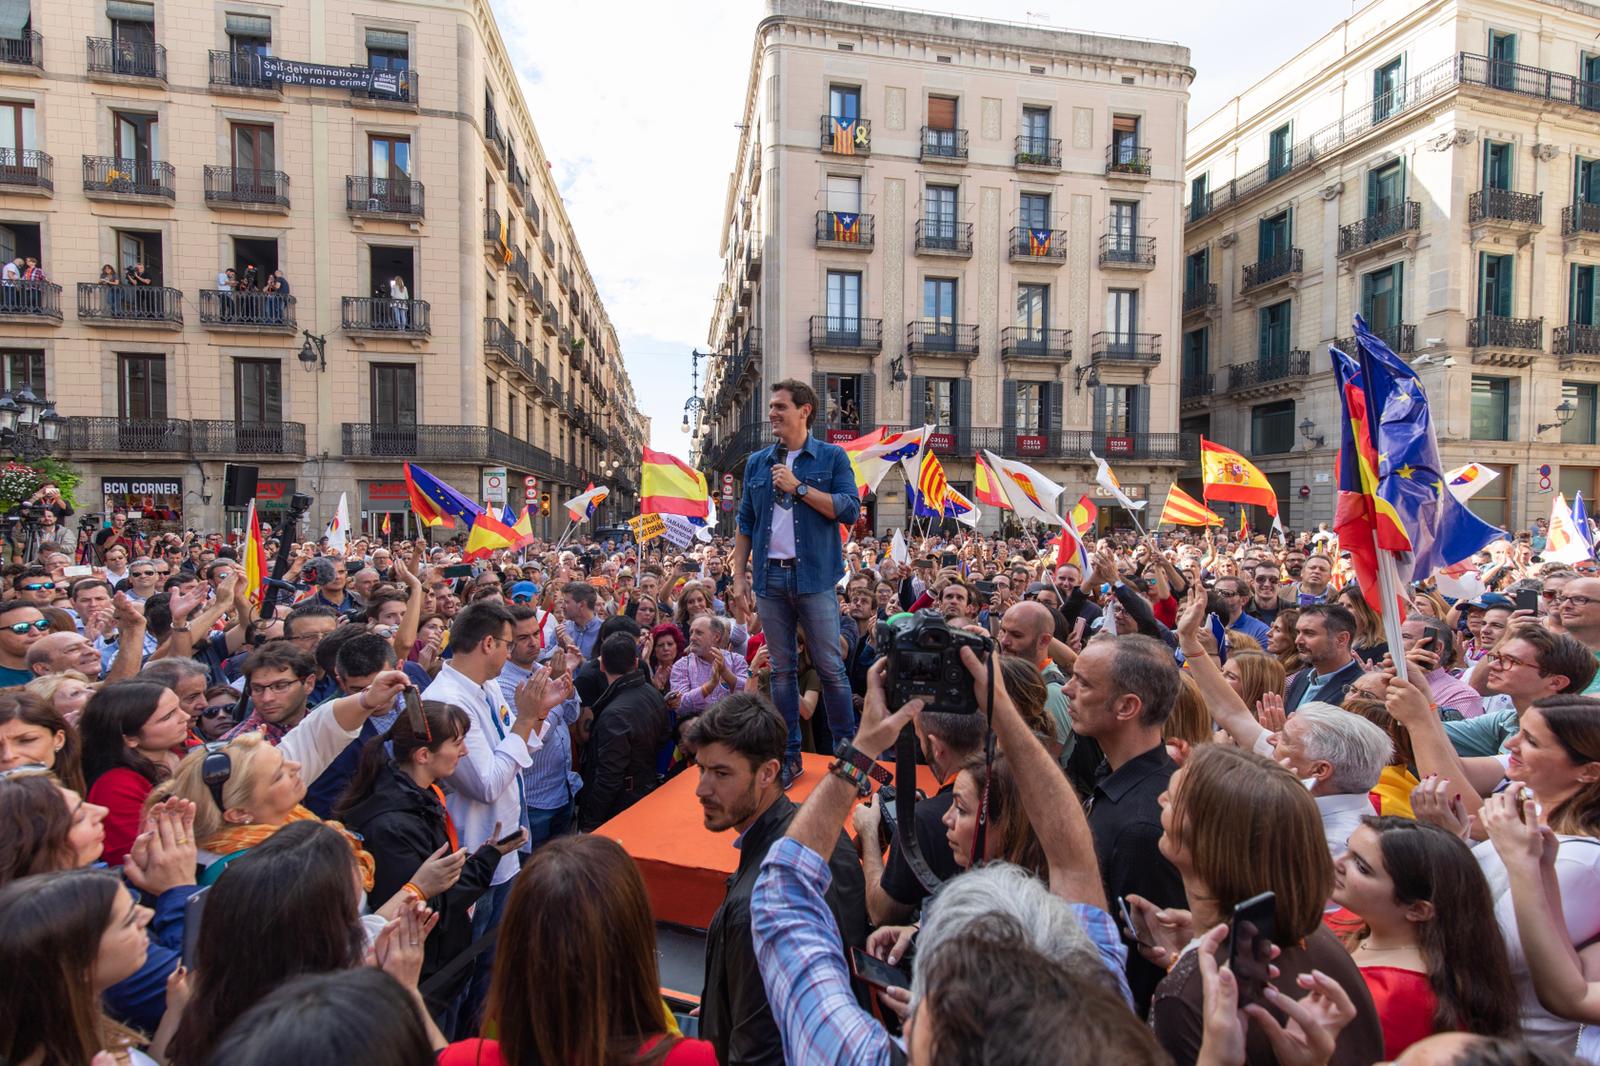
552 518 579 551
1374 546 1409 684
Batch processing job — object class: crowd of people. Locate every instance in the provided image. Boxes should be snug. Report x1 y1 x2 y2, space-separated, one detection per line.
2 378 1599 1064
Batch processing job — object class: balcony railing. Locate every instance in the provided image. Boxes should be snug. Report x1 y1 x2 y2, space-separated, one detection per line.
1555 324 1600 357
1335 324 1416 355
1001 327 1071 359
920 126 968 162
0 281 62 321
484 207 503 246
1468 314 1543 350
1183 283 1217 314
508 164 529 205
540 231 556 264
1563 203 1600 237
83 156 174 200
0 149 52 192
342 424 497 460
862 425 1197 463
350 69 417 105
1242 248 1303 291
740 328 763 359
528 276 546 315
1107 144 1152 175
819 115 871 155
1182 374 1215 398
915 219 973 256
346 175 425 217
1009 226 1067 262
907 321 979 357
86 37 165 80
341 296 430 335
207 49 277 90
202 165 289 208
1014 135 1061 169
485 317 515 360
0 30 42 70
65 417 189 454
483 108 506 164
198 290 296 330
1338 201 1421 254
1098 233 1156 267
191 420 306 455
508 247 531 290
815 210 875 249
806 313 883 350
1469 188 1541 225
1228 351 1311 390
1090 332 1161 362
77 283 182 325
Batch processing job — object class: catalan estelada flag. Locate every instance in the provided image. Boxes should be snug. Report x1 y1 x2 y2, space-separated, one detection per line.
242 499 266 606
1028 228 1052 256
831 117 857 154
1200 438 1278 516
832 212 860 242
1158 484 1222 527
1068 495 1098 535
973 453 1010 509
404 463 483 529
640 447 709 518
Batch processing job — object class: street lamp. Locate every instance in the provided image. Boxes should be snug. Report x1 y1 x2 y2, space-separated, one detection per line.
298 330 327 372
1538 398 1578 434
0 389 61 462
1298 418 1325 448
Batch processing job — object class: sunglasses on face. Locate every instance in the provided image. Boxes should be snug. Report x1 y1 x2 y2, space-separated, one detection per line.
5 619 50 634
130 570 156 578
20 582 54 592
200 705 233 720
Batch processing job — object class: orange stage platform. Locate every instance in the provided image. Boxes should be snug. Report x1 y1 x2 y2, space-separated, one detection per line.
597 751 938 929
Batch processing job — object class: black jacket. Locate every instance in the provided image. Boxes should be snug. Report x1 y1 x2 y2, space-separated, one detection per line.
701 794 867 1066
577 670 669 831
337 763 501 1012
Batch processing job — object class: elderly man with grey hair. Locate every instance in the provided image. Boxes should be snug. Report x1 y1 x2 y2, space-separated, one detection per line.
1264 700 1392 857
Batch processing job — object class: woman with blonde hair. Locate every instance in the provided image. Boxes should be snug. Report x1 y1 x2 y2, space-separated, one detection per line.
1268 607 1303 673
1221 651 1287 720
1164 672 1213 766
25 669 94 726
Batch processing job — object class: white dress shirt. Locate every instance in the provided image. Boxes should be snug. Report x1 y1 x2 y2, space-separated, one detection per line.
1314 792 1373 858
425 663 541 886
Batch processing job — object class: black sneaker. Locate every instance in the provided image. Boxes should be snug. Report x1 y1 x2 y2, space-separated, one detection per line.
780 757 804 790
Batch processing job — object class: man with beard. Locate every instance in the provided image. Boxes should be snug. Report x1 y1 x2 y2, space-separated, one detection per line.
686 694 866 1066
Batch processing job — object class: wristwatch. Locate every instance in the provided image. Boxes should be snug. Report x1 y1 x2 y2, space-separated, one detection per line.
796 484 810 498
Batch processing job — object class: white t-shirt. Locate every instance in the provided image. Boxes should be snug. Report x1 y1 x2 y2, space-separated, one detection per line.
767 451 800 561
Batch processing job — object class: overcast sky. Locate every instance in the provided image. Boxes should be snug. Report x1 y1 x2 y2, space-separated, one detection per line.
489 0 1358 454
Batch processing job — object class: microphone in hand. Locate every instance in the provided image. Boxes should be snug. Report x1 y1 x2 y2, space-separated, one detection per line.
769 445 791 507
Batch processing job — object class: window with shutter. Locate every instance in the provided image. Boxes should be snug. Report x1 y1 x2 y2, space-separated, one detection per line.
909 375 927 426
1048 382 1065 448
1003 380 1018 442
811 370 831 429
859 373 877 429
927 96 957 130
955 379 972 453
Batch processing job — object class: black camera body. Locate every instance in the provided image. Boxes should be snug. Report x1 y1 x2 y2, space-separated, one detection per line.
882 609 991 716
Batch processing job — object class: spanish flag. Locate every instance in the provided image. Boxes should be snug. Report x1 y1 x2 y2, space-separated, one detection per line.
1068 495 1098 536
973 453 1010 509
1200 438 1279 516
1158 484 1222 527
242 499 266 607
464 508 519 561
640 447 709 518
380 512 392 538
510 505 535 548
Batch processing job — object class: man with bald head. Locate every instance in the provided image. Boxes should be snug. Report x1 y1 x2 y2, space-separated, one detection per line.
26 630 106 679
997 600 1072 767
1555 575 1600 694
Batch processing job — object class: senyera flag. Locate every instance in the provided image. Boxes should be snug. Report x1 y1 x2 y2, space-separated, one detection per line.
1200 439 1278 516
640 447 709 518
1158 484 1221 527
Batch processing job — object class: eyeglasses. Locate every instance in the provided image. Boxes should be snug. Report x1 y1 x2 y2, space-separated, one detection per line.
1556 594 1599 608
1541 589 1561 599
130 570 156 578
248 678 308 697
4 619 49 635
1488 651 1546 674
20 582 54 592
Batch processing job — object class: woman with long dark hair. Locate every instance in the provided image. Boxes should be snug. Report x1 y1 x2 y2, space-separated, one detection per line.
942 752 1045 878
203 969 437 1066
335 699 521 1030
1331 816 1519 1057
441 834 714 1065
80 681 188 865
0 686 84 792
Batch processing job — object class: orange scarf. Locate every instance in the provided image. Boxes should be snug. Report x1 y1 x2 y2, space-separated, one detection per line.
202 804 376 890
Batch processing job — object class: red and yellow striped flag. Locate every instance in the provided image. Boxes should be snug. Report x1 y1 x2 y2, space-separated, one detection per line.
243 499 267 606
640 447 709 518
1158 484 1223 527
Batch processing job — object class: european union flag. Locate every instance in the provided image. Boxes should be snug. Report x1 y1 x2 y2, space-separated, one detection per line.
1352 315 1504 584
404 462 483 529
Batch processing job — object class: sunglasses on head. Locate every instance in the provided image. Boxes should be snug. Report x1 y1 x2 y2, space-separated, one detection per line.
5 619 50 634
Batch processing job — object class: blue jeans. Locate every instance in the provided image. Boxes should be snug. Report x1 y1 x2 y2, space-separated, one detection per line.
757 565 857 762
524 799 574 852
449 876 515 1035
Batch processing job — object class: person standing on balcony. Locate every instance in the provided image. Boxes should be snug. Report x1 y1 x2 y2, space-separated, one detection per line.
2 255 20 312
22 257 44 314
389 275 410 330
216 266 237 322
123 261 152 318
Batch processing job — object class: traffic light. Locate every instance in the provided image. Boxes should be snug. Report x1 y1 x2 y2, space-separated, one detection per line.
539 493 551 517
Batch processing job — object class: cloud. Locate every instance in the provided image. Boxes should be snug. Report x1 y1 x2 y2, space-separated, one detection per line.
488 0 1352 451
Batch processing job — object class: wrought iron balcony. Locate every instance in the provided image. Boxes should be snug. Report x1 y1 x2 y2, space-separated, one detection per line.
1469 314 1542 350
1228 351 1311 391
1183 283 1217 315
915 219 973 257
819 115 871 155
1014 135 1061 169
907 321 979 357
508 247 531 290
484 108 506 166
86 37 165 81
198 290 296 331
1182 374 1215 399
484 208 504 249
1090 332 1161 363
1338 201 1421 254
77 283 182 326
83 156 174 201
528 276 546 316
203 166 289 209
1556 324 1600 357
815 210 874 249
1009 226 1067 263
0 149 52 193
1563 203 1600 237
485 318 516 361
920 126 968 163
350 69 417 106
812 313 889 350
207 49 278 90
1469 188 1541 226
1242 249 1303 292
1001 327 1071 360
525 198 541 236
0 30 42 70
559 265 572 292
65 417 189 454
342 423 492 460
1106 144 1153 176
508 163 529 206
191 420 306 456
1098 234 1156 268
341 296 430 336
1334 324 1415 355
740 327 763 359
346 175 425 218
0 282 62 322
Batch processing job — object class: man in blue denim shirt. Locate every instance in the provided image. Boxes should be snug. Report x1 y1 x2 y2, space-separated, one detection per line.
732 380 860 786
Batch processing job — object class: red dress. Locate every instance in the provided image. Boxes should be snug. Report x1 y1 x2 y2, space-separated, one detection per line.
1359 965 1438 1060
87 766 153 867
440 1035 716 1066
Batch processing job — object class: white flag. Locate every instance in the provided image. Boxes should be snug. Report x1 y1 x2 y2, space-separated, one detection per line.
1090 452 1146 511
324 492 350 552
889 529 910 564
1443 463 1500 503
982 451 1066 526
1546 494 1595 564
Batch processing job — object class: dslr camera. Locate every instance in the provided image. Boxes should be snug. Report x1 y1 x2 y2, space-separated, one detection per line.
882 609 991 716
